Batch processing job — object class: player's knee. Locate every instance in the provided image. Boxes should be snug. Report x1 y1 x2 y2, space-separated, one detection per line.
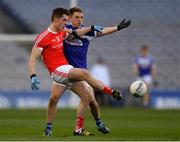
81 93 93 104
87 87 96 104
50 95 59 104
87 93 94 103
80 69 90 80
84 88 94 103
81 96 89 104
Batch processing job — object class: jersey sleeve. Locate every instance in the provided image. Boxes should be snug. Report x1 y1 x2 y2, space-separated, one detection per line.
80 25 97 40
150 56 155 65
80 30 97 41
85 30 97 37
134 56 139 64
66 24 97 40
34 33 49 51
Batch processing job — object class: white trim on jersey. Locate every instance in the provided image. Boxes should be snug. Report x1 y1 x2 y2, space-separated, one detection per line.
48 27 57 34
34 29 50 50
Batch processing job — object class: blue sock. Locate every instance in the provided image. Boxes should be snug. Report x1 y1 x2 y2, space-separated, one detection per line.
95 118 102 126
46 122 52 130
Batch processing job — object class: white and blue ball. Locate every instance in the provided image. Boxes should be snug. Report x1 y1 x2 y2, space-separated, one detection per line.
130 81 147 97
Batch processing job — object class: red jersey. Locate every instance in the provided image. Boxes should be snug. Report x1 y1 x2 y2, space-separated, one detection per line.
34 28 69 73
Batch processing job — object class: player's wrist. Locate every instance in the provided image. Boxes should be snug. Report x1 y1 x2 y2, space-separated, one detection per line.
117 25 120 31
30 73 37 79
72 30 81 39
91 25 95 31
117 19 131 31
91 25 103 33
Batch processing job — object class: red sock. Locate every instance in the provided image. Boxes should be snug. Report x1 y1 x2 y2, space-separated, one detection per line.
75 116 84 132
103 86 113 95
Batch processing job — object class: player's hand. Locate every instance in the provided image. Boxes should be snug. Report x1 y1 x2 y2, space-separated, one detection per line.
153 80 159 87
91 25 103 33
31 74 40 91
117 19 131 30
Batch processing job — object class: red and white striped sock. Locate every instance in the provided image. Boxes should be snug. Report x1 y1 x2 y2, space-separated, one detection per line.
75 116 84 132
102 86 113 95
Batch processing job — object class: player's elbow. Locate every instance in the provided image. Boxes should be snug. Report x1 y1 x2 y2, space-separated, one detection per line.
29 55 35 66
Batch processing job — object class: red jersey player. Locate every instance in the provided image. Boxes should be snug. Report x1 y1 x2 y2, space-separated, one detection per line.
28 7 122 136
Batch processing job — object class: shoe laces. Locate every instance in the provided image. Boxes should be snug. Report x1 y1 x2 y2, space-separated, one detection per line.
98 122 105 129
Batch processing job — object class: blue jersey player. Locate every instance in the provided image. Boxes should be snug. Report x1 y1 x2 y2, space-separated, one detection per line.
133 45 157 107
63 7 131 135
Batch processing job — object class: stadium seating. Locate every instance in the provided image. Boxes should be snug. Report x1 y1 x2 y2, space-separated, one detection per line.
0 0 179 90
0 41 51 90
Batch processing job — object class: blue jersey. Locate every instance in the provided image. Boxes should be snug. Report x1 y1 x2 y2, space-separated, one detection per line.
63 23 96 69
134 55 154 77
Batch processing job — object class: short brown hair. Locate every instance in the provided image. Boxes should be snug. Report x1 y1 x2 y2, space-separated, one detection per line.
51 7 69 22
141 45 148 50
69 7 83 15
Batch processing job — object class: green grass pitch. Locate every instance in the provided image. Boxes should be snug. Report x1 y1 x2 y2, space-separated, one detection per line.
0 108 180 141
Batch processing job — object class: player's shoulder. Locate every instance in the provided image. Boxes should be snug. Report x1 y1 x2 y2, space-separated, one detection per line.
134 55 140 60
35 28 50 42
147 55 155 60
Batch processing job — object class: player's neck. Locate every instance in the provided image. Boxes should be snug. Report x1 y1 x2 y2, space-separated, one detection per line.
48 24 60 33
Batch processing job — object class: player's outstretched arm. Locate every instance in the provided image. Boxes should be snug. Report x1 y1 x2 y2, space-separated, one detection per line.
64 25 103 39
97 19 131 37
28 46 41 90
75 25 103 36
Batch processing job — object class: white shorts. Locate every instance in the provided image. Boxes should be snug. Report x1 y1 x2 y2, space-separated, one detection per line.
137 75 152 86
51 65 73 86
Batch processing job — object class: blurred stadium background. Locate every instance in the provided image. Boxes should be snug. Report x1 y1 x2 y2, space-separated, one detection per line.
0 0 179 109
0 0 180 140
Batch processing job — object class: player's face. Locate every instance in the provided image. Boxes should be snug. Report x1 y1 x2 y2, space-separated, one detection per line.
141 48 148 57
70 12 84 28
55 14 69 31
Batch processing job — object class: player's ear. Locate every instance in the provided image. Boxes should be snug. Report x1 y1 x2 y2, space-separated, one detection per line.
54 17 59 23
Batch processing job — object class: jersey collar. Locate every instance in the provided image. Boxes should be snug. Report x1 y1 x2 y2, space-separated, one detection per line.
48 27 58 34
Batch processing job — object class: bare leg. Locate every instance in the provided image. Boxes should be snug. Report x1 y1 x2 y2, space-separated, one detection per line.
44 83 67 136
47 83 67 123
88 85 100 119
88 84 110 134
69 68 105 91
72 81 110 134
71 81 92 132
142 92 150 107
68 68 122 100
142 83 150 108
72 81 100 120
71 81 95 135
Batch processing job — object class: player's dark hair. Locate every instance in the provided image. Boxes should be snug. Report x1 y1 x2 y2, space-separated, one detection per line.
141 45 148 50
51 7 69 22
69 7 83 15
